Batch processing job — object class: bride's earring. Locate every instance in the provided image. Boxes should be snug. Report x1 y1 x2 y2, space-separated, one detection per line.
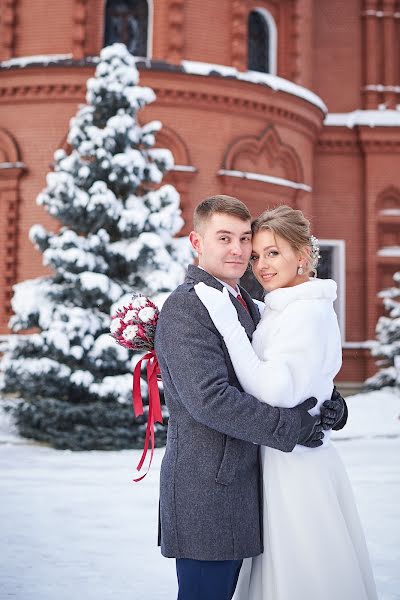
297 265 304 275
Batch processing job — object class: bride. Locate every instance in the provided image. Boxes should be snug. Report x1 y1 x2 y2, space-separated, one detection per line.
195 205 378 600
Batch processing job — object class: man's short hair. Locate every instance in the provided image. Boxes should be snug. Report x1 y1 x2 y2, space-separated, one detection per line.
193 195 251 231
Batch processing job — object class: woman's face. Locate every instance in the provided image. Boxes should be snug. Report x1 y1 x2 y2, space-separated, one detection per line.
250 229 308 292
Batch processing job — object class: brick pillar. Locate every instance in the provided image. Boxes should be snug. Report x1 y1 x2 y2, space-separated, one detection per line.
0 0 17 61
362 0 380 108
382 0 397 107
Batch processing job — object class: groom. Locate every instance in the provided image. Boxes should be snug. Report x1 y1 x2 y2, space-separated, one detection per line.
154 195 347 600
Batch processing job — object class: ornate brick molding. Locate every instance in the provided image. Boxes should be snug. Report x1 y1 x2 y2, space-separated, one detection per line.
317 131 361 155
222 124 303 183
0 82 86 103
290 0 301 82
0 0 17 61
0 128 24 324
167 0 184 63
152 87 320 140
359 128 400 153
231 0 247 70
73 0 89 60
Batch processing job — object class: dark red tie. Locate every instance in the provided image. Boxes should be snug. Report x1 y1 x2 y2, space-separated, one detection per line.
237 294 249 312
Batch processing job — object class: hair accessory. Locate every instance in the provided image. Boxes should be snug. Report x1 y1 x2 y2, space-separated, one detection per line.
309 235 321 269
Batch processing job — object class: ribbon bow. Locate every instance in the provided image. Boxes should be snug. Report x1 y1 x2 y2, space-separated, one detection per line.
132 350 163 482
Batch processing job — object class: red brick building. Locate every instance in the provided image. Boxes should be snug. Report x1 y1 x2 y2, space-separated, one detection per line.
1 0 400 385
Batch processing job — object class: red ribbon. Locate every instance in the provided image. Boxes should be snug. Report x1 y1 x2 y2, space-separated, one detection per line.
132 350 163 482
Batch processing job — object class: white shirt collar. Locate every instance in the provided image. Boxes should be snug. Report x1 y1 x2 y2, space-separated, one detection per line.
198 267 240 298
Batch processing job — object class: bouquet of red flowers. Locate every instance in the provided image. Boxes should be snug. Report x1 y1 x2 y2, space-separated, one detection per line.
110 295 159 350
111 294 162 481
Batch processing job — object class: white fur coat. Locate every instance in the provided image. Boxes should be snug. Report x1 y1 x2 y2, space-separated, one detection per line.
228 279 342 452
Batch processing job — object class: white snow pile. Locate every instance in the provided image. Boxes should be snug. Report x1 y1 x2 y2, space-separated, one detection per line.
332 387 399 440
325 109 400 128
0 388 399 600
181 60 327 113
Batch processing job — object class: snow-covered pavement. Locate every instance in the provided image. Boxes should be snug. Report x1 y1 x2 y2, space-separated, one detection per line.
0 389 399 600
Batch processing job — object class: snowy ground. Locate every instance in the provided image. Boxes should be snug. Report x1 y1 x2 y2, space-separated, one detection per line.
0 389 399 600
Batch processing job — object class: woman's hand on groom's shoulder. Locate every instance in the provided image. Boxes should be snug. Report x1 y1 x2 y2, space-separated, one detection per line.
194 283 238 337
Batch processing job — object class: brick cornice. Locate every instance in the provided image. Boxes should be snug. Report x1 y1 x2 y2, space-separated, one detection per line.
152 84 321 140
318 125 400 154
0 81 86 102
0 80 317 139
317 128 361 154
358 127 400 152
0 62 323 139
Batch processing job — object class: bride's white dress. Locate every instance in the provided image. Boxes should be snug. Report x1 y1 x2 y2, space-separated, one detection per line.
222 279 378 600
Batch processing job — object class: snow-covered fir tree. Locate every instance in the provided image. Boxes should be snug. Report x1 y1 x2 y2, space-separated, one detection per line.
0 44 192 450
365 271 400 390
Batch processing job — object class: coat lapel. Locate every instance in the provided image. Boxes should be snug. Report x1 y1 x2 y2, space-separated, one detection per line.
185 265 259 337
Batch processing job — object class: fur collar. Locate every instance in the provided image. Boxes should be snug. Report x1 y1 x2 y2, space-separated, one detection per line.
264 278 337 311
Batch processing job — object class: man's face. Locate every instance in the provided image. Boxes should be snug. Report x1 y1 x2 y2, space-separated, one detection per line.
190 213 253 288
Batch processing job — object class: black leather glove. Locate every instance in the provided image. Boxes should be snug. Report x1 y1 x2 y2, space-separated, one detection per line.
296 397 324 448
320 386 346 431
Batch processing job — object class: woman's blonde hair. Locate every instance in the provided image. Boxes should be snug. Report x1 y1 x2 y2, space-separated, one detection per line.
252 204 319 275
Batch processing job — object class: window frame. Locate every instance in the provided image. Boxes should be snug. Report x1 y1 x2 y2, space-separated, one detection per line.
104 0 153 58
318 239 346 342
247 7 277 76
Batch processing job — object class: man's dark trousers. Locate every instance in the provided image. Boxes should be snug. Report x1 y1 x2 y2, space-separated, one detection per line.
176 558 243 600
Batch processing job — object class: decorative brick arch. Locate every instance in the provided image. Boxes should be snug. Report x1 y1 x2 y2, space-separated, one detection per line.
222 124 303 183
377 185 400 211
153 126 196 231
57 124 192 168
154 126 192 167
0 127 20 164
0 129 25 329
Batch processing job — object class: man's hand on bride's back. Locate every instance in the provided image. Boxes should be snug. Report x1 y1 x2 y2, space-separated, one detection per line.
296 397 324 448
320 386 347 431
194 282 238 337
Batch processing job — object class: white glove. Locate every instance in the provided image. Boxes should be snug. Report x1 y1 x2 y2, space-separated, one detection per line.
194 282 240 338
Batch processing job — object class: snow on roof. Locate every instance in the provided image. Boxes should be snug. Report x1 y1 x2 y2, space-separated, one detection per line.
0 54 73 68
218 169 312 192
377 246 400 257
325 109 400 128
380 209 400 216
171 165 197 172
0 55 326 114
181 60 327 114
0 162 25 169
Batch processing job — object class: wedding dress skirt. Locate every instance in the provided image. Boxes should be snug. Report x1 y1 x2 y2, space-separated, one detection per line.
234 444 378 600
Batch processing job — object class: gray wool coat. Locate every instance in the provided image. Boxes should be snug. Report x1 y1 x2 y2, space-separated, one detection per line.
154 265 303 561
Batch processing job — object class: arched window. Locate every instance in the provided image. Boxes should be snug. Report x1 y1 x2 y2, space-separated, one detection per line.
104 0 150 57
247 9 277 75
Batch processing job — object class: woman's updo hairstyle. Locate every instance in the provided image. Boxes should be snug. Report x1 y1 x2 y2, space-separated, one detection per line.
251 204 319 275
